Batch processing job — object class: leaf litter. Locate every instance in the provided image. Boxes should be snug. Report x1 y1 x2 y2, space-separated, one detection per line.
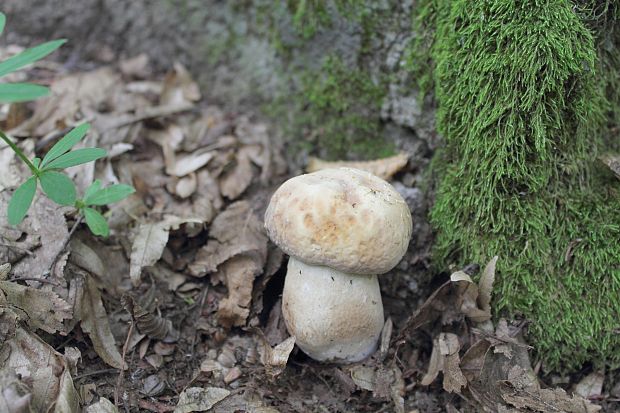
0 45 614 413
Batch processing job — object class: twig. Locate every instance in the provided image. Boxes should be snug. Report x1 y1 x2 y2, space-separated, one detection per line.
73 368 117 380
188 286 208 358
115 321 134 407
8 277 61 286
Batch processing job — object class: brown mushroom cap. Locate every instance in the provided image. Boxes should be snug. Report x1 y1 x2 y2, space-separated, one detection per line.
264 167 412 275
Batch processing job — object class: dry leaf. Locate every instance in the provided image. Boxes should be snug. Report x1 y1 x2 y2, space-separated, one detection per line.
0 327 79 412
477 256 497 316
600 154 620 179
166 150 215 177
351 366 377 391
130 216 202 285
306 153 408 180
421 333 467 393
85 397 119 413
77 276 125 369
69 239 106 279
119 53 150 78
216 255 262 327
574 371 604 399
219 145 255 200
0 277 71 334
189 201 267 277
188 202 267 327
161 62 201 107
12 68 119 137
10 194 69 281
175 173 198 198
500 374 602 412
174 387 230 413
259 336 295 378
121 294 176 341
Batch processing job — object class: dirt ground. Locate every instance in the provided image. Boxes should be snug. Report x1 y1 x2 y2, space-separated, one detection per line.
0 26 618 413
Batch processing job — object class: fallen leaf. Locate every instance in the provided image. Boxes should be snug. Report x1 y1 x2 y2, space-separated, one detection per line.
161 62 201 107
421 333 467 393
77 276 125 369
306 153 409 180
574 371 605 399
119 53 150 78
219 145 256 200
477 256 497 315
9 188 69 282
189 201 267 277
258 336 295 378
175 173 198 198
121 294 177 341
0 275 71 334
11 68 119 137
174 387 230 413
0 327 79 412
85 397 119 413
188 201 267 327
350 366 377 391
600 154 620 180
500 372 602 412
216 255 262 327
69 238 106 279
130 216 202 285
166 150 215 177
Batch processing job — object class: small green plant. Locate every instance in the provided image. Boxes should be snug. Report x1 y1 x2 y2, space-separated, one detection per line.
0 12 134 236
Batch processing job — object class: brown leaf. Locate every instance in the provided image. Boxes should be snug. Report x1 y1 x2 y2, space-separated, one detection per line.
188 202 267 327
11 68 119 137
10 195 69 282
219 146 256 200
189 201 267 277
174 387 230 413
130 216 203 285
0 327 79 412
0 277 71 334
77 276 125 369
600 153 620 179
574 371 604 399
421 333 466 393
258 336 295 378
477 256 497 315
500 374 602 412
121 294 176 341
216 255 261 328
160 62 201 107
306 153 409 180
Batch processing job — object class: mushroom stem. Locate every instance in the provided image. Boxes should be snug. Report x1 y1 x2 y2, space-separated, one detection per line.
282 257 384 363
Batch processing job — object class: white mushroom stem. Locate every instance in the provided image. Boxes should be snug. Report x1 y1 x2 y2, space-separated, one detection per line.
282 257 384 363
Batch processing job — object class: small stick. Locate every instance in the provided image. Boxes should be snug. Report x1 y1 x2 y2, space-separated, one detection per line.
115 321 134 407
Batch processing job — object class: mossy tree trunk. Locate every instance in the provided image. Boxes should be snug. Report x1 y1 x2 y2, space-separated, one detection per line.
414 0 620 371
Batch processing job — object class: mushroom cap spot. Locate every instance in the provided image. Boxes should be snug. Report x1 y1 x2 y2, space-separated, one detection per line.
282 257 384 363
264 167 413 274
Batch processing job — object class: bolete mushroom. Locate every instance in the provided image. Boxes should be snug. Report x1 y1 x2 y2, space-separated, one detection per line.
264 167 412 362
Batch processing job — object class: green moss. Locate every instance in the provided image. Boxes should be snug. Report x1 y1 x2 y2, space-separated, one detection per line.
269 55 393 159
415 0 620 371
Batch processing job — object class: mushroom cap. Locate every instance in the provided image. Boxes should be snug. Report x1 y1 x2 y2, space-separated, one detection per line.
282 257 384 363
264 167 412 275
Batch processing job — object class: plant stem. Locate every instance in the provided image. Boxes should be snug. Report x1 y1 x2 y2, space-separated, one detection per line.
0 129 38 176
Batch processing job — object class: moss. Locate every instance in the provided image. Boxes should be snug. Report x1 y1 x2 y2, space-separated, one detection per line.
268 55 394 159
414 0 620 371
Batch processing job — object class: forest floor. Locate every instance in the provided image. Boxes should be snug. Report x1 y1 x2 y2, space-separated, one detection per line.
0 49 618 413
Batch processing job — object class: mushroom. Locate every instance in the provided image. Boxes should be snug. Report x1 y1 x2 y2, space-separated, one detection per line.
264 167 412 362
